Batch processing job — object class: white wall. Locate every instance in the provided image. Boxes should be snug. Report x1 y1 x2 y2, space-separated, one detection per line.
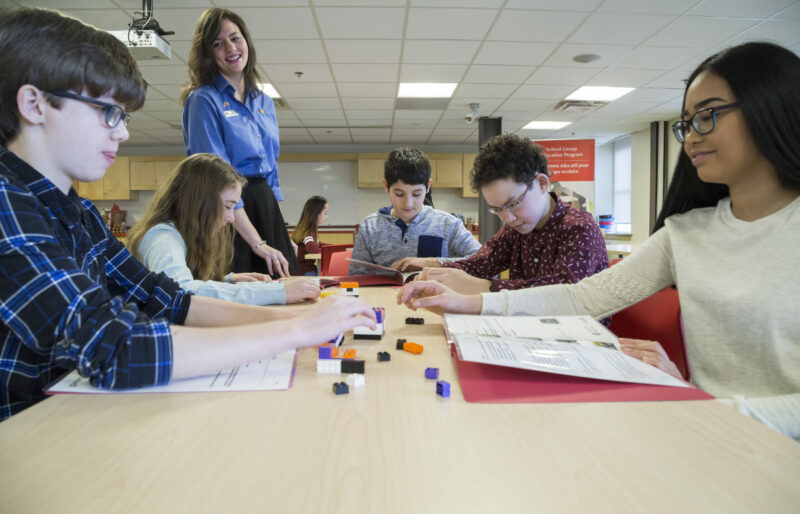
594 142 614 217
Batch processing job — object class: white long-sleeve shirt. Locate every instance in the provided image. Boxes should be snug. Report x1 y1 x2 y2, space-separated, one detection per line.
482 196 800 441
136 223 286 306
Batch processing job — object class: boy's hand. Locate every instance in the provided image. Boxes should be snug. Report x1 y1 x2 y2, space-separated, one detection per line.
396 280 483 316
390 257 441 272
282 277 322 303
418 267 491 295
295 295 377 346
231 272 272 283
619 338 684 381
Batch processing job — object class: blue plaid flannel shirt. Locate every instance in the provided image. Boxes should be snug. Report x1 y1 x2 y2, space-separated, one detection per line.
0 148 191 421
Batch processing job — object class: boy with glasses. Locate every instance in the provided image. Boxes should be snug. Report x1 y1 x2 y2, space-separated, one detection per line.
414 134 607 294
0 7 375 421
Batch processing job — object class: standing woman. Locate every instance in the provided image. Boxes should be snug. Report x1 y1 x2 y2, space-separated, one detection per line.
181 8 298 277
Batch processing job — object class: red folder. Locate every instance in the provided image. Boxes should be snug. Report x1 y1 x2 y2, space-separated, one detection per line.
450 344 714 404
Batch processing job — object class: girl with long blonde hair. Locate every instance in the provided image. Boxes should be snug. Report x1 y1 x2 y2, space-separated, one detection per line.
129 154 320 305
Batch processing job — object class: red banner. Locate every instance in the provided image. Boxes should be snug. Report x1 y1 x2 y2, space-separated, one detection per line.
534 139 595 182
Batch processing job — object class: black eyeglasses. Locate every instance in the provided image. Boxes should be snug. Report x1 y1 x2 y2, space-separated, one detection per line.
672 102 739 143
45 90 131 128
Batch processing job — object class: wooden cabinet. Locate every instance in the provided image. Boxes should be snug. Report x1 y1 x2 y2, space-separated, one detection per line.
130 156 183 191
76 157 136 200
429 154 463 188
462 153 478 198
357 153 385 188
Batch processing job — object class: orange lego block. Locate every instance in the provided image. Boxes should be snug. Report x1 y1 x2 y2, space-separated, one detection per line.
340 281 359 289
403 342 423 354
342 349 356 359
330 347 339 358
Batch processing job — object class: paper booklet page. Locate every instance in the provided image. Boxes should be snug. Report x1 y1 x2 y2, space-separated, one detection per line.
48 350 296 394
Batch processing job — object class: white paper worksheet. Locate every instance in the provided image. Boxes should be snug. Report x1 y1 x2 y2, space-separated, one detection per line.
443 314 619 345
47 350 296 394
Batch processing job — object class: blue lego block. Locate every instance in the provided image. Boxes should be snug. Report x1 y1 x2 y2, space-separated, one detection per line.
425 367 439 380
333 382 349 395
318 346 332 359
436 380 450 398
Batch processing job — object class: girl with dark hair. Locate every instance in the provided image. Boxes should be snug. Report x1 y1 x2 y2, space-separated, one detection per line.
291 196 329 276
181 8 299 279
128 154 320 305
399 42 800 440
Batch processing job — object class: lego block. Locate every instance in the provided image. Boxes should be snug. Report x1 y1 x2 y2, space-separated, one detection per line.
320 290 337 298
405 317 424 325
373 307 385 324
328 333 344 347
333 382 349 395
436 380 450 398
341 360 365 374
317 359 341 374
425 367 439 379
377 351 391 362
342 349 356 359
396 338 407 350
318 346 333 359
354 313 385 339
403 342 423 354
345 374 365 388
340 281 359 289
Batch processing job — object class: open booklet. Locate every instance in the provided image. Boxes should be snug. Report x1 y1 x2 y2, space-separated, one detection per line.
443 314 689 388
337 257 419 285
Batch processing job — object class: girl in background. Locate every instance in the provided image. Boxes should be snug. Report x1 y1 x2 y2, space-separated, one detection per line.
128 154 320 305
292 196 329 276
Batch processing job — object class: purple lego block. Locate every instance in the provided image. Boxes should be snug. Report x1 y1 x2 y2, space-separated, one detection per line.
318 346 332 359
373 307 384 324
436 380 450 398
425 367 439 380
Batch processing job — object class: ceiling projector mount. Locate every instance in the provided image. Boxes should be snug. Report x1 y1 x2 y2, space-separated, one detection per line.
109 0 174 60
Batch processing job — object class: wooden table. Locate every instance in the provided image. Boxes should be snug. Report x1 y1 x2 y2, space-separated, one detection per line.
2 288 799 513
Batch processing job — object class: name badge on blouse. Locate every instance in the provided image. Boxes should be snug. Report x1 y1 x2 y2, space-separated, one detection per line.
224 110 239 118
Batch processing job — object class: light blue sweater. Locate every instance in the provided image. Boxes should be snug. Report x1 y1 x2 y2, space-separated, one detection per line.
136 222 286 305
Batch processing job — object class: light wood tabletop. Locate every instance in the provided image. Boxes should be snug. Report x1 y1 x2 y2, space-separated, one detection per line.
304 253 321 260
2 287 799 514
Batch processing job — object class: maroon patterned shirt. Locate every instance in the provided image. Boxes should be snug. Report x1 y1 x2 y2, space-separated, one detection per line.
444 194 608 291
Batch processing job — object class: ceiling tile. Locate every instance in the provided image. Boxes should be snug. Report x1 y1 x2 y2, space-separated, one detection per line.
325 40 401 63
644 16 758 47
597 0 698 15
722 19 800 48
463 65 533 84
61 9 133 30
344 109 395 120
137 65 190 86
613 46 706 70
400 64 467 82
489 9 587 42
315 7 405 38
315 0 405 5
341 97 397 109
263 64 334 83
254 40 328 63
526 66 599 85
453 83 516 99
509 84 575 99
338 83 397 97
773 2 800 19
568 12 676 45
689 0 797 18
406 8 497 40
332 64 399 82
475 42 558 65
586 67 665 87
227 7 317 39
645 69 692 89
403 40 482 64
293 107 344 118
543 43 633 67
412 0 504 6
504 0 601 10
276 83 339 97
622 88 683 103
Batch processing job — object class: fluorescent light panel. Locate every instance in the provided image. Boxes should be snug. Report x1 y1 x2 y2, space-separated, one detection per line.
257 83 281 98
523 121 572 130
566 86 633 102
397 83 457 98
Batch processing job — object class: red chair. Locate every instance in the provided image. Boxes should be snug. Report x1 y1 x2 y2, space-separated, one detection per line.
607 258 690 380
327 249 353 276
320 244 353 276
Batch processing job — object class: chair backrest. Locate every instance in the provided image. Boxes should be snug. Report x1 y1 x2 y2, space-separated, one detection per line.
320 244 353 275
327 249 353 277
607 258 690 380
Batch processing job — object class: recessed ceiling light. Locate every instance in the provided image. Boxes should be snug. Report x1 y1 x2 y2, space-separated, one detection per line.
523 121 572 130
566 86 633 102
572 53 601 64
398 83 457 98
257 83 281 98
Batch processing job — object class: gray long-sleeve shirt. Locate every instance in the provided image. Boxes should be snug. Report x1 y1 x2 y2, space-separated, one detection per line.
349 206 481 275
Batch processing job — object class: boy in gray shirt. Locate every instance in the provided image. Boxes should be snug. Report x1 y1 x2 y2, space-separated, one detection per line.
349 147 480 276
